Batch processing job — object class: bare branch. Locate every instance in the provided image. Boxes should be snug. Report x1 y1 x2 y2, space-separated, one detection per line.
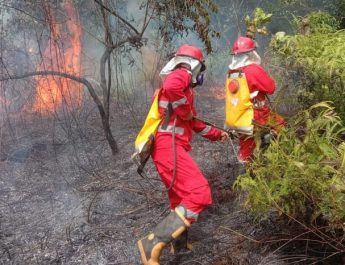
94 0 140 36
0 70 118 154
0 3 46 23
141 1 154 34
0 71 101 108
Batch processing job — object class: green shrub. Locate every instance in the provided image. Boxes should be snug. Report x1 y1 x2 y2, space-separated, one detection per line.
234 102 345 229
305 11 339 34
270 12 345 120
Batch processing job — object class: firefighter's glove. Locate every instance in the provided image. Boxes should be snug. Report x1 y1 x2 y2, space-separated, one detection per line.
219 131 229 142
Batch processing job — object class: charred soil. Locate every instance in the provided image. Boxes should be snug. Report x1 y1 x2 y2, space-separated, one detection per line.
0 90 330 265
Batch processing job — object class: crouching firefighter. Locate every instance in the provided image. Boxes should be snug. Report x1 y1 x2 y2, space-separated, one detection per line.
136 44 229 265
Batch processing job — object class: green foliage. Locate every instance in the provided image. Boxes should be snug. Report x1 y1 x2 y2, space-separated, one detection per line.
310 12 338 32
234 102 345 229
305 11 339 34
245 7 272 38
277 0 342 14
270 11 345 120
152 0 219 53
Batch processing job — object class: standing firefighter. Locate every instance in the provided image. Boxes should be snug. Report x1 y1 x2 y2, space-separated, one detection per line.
137 44 229 265
225 36 284 163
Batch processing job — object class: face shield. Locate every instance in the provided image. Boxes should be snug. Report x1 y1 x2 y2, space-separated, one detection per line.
160 56 203 84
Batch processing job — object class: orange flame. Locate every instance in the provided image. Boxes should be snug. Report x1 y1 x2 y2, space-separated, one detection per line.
33 0 82 113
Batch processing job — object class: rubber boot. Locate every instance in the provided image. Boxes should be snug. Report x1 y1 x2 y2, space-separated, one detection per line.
171 229 188 254
137 208 190 265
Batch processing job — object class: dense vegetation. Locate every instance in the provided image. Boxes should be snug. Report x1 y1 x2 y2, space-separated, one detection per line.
235 6 345 261
235 102 345 228
270 11 345 119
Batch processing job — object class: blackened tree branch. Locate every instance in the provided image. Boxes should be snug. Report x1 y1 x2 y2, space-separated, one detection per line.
94 0 140 35
0 71 118 155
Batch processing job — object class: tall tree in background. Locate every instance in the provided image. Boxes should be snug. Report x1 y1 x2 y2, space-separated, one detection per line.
0 0 219 154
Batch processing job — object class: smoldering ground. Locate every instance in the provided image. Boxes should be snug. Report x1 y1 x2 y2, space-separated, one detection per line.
2 1 342 264
0 82 292 265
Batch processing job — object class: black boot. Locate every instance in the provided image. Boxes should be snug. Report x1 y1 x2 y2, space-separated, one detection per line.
170 229 195 254
137 208 190 265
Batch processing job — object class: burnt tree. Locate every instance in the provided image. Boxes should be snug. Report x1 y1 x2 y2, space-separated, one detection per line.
0 0 219 155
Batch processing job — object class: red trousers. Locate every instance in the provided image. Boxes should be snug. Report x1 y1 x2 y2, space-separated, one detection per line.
152 144 212 223
238 135 256 162
238 110 285 162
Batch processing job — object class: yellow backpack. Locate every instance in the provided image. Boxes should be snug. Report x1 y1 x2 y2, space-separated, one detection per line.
133 89 162 173
224 72 254 135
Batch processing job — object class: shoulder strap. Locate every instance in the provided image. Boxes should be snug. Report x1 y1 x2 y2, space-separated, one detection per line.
160 102 173 130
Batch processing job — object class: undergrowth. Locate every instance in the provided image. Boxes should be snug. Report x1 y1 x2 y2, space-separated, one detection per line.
270 11 345 120
235 102 345 230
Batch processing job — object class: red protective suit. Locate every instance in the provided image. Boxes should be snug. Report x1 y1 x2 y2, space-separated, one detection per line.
234 64 283 162
152 67 221 223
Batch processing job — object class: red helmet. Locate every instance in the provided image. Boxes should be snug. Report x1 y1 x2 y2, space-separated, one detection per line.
176 44 206 71
231 36 256 55
176 44 204 61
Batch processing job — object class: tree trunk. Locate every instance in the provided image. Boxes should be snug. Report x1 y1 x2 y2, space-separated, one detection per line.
0 71 118 154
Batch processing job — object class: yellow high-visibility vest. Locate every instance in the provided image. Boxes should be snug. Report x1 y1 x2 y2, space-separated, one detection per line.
224 72 254 135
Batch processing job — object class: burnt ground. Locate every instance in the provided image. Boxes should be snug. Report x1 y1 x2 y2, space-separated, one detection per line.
0 88 314 265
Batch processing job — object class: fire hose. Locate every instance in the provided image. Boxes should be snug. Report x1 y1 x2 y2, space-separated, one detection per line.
134 115 271 190
193 116 239 138
167 116 233 192
193 116 240 162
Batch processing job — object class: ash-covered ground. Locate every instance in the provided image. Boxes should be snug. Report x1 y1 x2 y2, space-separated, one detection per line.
0 89 288 265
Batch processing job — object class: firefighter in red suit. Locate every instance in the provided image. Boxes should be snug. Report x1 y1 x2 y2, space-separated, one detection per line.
137 44 229 265
229 36 284 162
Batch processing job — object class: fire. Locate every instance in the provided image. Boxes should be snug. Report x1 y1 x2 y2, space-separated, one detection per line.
33 0 82 113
